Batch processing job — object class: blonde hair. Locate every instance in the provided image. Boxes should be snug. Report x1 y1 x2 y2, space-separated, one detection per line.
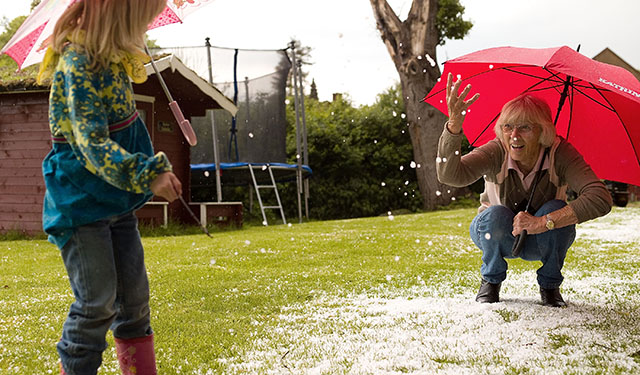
51 0 166 68
495 94 556 147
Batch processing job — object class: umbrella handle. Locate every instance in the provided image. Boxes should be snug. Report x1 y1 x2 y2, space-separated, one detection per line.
169 101 197 146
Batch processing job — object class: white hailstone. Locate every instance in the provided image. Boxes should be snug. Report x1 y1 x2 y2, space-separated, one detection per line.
394 256 400 262
285 99 291 104
417 55 423 60
410 161 417 168
244 240 251 245
386 275 393 281
210 259 216 265
262 220 268 226
485 233 492 240
428 241 433 246
234 251 238 255
399 166 404 171
451 197 457 201
425 54 436 66
191 241 196 246
401 113 406 119
374 139 378 144
404 192 408 196
436 190 442 196
248 132 254 138
489 64 494 69
388 215 395 221
415 239 420 243
455 150 460 155
442 157 448 163
394 99 399 104
458 223 462 227
401 130 406 134
260 248 266 253
331 111 335 115
417 163 421 168
456 74 462 80
288 223 292 227
261 165 267 170
291 237 295 241
204 171 210 177
405 180 409 185
436 156 442 163
437 78 442 82
461 110 466 116
392 111 398 117
423 69 427 73
381 182 386 186
296 154 301 159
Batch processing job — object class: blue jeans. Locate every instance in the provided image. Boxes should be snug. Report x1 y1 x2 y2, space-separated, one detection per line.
57 212 152 375
469 200 576 289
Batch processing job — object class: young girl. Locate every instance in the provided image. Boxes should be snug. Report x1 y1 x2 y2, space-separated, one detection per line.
37 1 181 374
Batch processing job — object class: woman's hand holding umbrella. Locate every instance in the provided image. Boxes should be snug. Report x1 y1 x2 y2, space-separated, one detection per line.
445 72 480 134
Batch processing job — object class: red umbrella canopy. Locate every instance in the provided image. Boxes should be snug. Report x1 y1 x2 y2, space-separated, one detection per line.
425 46 640 186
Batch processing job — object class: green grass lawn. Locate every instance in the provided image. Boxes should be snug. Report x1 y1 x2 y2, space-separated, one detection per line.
1 207 639 374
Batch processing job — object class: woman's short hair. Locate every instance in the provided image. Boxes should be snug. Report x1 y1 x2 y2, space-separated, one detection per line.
495 94 556 147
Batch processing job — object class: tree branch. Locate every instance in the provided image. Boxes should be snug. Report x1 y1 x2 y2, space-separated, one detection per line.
369 0 404 67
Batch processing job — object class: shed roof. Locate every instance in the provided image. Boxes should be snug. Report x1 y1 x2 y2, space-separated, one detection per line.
0 54 239 116
145 54 238 116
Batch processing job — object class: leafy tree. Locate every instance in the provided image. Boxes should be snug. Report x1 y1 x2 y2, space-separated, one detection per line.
279 85 422 220
370 0 473 210
309 78 318 100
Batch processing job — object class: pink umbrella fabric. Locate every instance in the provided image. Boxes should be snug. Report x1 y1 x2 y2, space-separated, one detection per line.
1 0 217 70
425 46 640 186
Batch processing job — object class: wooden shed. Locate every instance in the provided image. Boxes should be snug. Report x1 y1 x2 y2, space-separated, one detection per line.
0 55 237 235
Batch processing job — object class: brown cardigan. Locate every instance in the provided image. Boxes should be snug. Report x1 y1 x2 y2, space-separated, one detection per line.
437 128 612 223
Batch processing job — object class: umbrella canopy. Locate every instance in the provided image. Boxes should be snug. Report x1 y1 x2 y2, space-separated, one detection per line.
425 46 640 186
1 0 217 70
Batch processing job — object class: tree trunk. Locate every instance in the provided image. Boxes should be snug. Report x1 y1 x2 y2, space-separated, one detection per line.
370 0 463 210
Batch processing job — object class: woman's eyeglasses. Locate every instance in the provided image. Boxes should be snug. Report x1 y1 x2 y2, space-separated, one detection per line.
501 123 534 134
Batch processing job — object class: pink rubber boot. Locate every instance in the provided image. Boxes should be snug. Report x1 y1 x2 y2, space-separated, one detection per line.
114 334 157 375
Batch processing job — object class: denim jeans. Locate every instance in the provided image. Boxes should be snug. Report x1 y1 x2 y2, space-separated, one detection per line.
57 212 152 375
469 200 576 289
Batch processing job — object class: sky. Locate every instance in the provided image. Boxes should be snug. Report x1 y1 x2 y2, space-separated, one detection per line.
2 0 640 106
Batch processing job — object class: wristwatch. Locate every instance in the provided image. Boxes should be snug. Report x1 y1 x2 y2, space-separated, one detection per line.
545 215 555 230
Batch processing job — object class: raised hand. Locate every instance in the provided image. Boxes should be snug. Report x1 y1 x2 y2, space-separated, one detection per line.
445 72 480 134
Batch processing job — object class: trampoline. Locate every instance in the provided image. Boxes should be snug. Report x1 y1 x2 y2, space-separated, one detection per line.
152 41 310 223
191 162 312 186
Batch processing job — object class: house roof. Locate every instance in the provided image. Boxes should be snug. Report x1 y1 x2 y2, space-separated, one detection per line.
593 48 640 81
144 55 238 116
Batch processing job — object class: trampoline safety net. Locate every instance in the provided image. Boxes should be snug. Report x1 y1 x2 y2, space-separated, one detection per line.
150 45 291 164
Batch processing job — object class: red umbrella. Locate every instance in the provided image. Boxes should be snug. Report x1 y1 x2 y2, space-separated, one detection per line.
0 0 219 146
425 46 640 186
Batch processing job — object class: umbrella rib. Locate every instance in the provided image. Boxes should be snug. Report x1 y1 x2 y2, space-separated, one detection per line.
586 82 640 172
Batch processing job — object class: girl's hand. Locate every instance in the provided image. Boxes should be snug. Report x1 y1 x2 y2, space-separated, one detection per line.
445 72 480 134
150 172 182 202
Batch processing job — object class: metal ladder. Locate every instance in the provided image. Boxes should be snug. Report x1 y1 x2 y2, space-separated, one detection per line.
248 164 287 225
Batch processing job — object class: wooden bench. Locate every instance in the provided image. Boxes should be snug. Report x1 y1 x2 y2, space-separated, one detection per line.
141 201 169 228
190 202 243 228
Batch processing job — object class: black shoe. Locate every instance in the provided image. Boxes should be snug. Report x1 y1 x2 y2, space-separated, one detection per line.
476 279 501 303
540 287 567 307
